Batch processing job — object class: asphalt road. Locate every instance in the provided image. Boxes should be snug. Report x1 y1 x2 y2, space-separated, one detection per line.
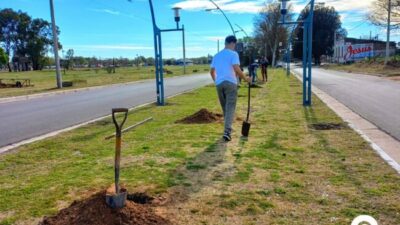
0 74 213 148
293 67 400 141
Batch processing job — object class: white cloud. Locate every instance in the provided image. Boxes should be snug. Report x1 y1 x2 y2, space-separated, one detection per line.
90 9 121 15
290 0 374 13
204 36 226 41
173 0 265 14
70 44 153 51
321 0 374 12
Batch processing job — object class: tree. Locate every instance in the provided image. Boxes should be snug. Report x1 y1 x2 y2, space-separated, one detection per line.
145 57 155 66
0 48 8 68
0 9 61 71
368 0 400 29
64 49 74 70
0 9 30 72
20 18 59 70
293 5 345 65
253 2 291 66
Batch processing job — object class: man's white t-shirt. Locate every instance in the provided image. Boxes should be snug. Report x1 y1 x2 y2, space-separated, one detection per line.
211 49 240 85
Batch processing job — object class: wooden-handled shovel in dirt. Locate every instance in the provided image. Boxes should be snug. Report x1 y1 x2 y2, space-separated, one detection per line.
241 82 251 137
106 108 128 209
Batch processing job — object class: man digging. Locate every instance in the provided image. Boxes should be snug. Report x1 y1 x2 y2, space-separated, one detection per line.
210 35 251 142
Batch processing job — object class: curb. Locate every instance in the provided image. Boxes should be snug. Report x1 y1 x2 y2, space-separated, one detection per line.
291 71 400 174
0 73 208 104
0 80 147 104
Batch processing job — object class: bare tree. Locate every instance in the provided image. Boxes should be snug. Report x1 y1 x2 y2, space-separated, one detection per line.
368 0 400 65
368 0 400 29
254 2 291 67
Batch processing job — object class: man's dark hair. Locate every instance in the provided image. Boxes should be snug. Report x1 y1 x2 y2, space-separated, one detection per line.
225 35 237 45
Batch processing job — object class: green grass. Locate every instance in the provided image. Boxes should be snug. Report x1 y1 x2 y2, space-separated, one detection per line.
322 56 400 77
0 65 209 98
0 69 399 224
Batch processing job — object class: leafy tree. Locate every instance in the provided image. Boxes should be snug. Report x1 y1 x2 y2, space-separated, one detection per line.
0 47 8 68
0 8 61 71
0 9 23 71
64 49 74 70
20 18 58 70
73 56 88 67
146 57 155 66
368 0 400 29
293 5 345 65
238 36 259 66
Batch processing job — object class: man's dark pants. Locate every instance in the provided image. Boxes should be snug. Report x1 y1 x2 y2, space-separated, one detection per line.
216 81 238 134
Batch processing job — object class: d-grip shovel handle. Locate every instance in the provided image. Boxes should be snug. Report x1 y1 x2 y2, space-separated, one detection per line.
112 108 128 137
111 108 128 195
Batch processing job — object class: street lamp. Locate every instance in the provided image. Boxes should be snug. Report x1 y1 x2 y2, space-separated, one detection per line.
279 0 290 17
131 0 186 105
205 0 236 36
171 7 186 75
279 0 315 106
172 7 181 28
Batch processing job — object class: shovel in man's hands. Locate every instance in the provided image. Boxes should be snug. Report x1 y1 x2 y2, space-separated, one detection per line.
241 79 252 137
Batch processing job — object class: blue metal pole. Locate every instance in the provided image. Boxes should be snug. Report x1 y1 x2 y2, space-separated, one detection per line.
302 23 308 106
305 0 315 106
148 0 164 105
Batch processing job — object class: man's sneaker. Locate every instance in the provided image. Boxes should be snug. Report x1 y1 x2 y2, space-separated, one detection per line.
223 132 232 142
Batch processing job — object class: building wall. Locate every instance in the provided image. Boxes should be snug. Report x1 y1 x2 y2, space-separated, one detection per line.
333 37 396 63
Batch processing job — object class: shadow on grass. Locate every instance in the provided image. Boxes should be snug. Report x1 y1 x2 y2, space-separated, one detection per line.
167 139 227 203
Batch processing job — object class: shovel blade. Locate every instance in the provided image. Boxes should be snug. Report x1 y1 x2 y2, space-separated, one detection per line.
241 121 251 137
106 188 127 209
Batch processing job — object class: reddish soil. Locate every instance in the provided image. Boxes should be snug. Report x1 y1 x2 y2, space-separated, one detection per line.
39 191 170 225
176 108 223 124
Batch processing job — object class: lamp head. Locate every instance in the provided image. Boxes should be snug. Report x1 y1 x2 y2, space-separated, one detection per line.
279 0 290 16
172 7 181 23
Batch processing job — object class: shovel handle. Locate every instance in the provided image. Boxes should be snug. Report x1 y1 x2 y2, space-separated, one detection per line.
246 83 251 122
112 108 128 137
111 108 128 194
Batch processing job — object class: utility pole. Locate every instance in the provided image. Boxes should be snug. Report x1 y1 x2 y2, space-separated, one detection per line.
49 0 62 88
385 0 391 66
217 39 220 52
182 25 186 74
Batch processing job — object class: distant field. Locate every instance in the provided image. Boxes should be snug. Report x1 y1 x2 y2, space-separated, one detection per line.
0 65 210 98
322 56 400 78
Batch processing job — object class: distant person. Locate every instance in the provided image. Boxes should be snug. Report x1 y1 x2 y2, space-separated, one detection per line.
261 57 269 82
210 35 251 142
248 60 259 83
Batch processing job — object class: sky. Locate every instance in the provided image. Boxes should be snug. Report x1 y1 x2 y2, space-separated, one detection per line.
1 0 398 59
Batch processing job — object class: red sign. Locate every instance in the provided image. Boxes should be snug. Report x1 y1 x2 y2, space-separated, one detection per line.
344 44 373 61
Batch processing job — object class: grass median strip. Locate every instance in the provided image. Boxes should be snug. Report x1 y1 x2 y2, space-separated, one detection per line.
0 69 399 225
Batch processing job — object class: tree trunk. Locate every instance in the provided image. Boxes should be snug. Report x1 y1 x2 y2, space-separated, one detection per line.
7 62 12 72
271 44 278 67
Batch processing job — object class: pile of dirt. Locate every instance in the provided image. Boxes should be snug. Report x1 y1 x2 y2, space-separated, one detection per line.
176 108 223 124
39 192 169 225
309 123 345 130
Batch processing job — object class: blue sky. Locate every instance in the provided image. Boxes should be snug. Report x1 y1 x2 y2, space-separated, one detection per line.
1 0 398 58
